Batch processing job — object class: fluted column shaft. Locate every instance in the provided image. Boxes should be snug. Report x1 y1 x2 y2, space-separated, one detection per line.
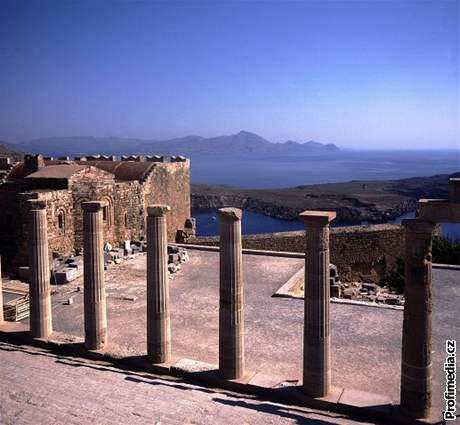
147 205 171 363
401 219 435 419
299 210 336 398
219 208 244 379
28 200 52 338
83 201 107 350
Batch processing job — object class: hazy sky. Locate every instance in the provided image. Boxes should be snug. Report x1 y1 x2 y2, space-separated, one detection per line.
0 0 458 149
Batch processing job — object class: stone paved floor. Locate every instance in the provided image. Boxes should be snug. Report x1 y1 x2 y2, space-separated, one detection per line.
32 250 460 422
0 341 379 425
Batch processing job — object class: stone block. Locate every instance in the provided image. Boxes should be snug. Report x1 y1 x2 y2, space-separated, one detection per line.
168 245 180 254
109 250 120 260
338 388 392 416
179 249 189 262
247 372 285 388
18 266 30 281
131 244 141 254
168 253 180 264
168 263 178 273
171 358 216 375
331 284 341 298
54 268 78 284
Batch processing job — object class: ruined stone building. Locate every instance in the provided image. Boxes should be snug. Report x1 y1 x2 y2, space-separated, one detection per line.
0 154 194 271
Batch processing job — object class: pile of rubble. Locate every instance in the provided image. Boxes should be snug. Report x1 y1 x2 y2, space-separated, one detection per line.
328 264 404 306
167 245 189 274
17 241 189 285
339 281 404 306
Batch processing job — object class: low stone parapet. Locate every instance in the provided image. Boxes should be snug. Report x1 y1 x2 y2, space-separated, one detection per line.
188 223 405 283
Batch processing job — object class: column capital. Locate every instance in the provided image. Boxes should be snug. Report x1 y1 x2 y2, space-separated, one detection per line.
299 210 336 226
27 199 46 210
402 219 436 234
218 207 242 222
147 205 171 217
82 201 107 212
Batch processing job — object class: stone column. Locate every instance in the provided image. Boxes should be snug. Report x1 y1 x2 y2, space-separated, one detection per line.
28 200 52 338
83 201 107 350
299 210 336 398
147 205 171 363
401 219 435 419
219 208 244 380
0 256 4 326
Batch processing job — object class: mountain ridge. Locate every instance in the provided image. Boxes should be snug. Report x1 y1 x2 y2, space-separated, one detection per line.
8 131 339 157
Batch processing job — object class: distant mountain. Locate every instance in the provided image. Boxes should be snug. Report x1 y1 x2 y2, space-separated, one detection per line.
0 141 23 159
10 131 339 157
15 136 150 157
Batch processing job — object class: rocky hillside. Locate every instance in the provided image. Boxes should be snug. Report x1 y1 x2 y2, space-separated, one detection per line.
0 142 22 160
192 173 455 224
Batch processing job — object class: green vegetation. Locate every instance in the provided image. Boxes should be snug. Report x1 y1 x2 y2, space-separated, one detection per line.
432 236 460 265
385 257 405 294
385 237 460 295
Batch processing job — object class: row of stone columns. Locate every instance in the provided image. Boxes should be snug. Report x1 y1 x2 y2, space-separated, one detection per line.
24 200 173 359
214 207 435 420
26 200 109 346
19 201 433 420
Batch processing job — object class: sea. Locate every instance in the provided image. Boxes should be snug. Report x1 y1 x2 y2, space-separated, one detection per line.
190 149 460 240
193 210 460 240
191 149 460 189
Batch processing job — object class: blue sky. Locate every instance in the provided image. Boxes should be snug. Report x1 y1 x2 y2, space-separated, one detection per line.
0 0 458 149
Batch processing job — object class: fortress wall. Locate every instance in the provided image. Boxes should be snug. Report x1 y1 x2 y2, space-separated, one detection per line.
113 181 145 243
189 224 405 283
70 167 117 248
13 190 75 270
144 160 191 242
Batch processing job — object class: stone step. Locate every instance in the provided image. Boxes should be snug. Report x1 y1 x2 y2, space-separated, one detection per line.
449 177 460 203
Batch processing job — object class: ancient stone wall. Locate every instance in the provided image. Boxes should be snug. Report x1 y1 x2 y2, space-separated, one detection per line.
70 167 117 248
0 182 24 267
0 157 193 272
113 181 145 243
189 224 405 283
13 190 75 270
143 161 191 242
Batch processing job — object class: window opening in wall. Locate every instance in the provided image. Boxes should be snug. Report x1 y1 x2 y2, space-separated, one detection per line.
103 206 108 222
58 213 64 229
124 212 128 227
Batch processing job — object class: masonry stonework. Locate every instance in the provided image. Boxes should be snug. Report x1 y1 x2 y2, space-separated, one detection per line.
189 224 405 283
0 155 193 272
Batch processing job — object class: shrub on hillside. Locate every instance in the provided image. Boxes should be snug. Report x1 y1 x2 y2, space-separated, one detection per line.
385 257 405 294
432 236 460 265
